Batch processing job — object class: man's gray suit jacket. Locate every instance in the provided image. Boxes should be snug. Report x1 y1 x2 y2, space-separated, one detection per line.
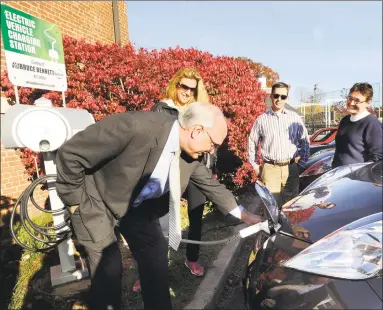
55 111 238 243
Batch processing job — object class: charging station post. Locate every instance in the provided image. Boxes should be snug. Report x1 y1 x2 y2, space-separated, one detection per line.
1 98 95 286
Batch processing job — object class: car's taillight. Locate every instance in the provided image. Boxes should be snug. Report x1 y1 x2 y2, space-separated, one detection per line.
302 162 370 193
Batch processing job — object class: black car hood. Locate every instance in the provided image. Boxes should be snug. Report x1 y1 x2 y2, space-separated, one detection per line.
282 162 383 243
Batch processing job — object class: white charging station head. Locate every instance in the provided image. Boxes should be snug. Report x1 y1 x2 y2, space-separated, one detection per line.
1 100 95 152
15 109 69 152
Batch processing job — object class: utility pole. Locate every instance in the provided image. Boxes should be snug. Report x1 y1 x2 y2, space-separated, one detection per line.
300 92 306 120
313 84 320 128
379 83 382 121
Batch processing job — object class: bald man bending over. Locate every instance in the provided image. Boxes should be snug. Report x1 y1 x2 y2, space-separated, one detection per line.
55 102 261 310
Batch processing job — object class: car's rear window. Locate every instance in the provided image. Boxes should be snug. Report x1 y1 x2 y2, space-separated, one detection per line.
312 130 335 142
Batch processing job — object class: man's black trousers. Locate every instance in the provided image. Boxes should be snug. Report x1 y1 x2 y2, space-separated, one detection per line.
71 203 172 310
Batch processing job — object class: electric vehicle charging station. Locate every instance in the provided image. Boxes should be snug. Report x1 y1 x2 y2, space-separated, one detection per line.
0 3 96 287
1 97 94 286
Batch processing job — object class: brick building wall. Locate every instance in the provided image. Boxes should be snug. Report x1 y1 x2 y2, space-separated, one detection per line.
0 1 129 217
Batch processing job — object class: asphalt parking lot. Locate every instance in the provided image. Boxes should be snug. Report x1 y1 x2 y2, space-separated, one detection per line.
216 236 256 309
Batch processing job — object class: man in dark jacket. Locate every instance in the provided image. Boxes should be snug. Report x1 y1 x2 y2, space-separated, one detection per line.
56 102 261 310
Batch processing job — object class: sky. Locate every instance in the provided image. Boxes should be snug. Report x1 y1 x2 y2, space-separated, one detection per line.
127 1 382 106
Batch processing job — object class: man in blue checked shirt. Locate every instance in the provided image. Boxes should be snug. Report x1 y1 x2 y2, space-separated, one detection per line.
248 82 310 207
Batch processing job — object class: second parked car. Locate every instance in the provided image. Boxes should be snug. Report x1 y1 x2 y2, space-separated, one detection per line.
310 127 338 146
299 149 335 192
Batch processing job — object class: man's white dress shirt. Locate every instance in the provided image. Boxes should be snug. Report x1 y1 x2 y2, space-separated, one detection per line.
133 120 243 218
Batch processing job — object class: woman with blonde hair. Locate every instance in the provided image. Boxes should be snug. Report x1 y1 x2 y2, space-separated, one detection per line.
154 67 210 113
154 68 214 272
132 67 214 293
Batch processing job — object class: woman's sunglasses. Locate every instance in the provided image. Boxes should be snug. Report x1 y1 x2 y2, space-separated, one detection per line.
177 83 197 92
273 94 288 100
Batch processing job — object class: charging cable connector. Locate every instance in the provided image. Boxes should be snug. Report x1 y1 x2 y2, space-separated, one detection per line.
239 221 281 238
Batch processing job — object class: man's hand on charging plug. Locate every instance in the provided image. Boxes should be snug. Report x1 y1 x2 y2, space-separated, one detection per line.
240 209 263 226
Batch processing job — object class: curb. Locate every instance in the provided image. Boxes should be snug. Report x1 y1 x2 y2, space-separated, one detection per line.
184 222 246 310
184 192 262 310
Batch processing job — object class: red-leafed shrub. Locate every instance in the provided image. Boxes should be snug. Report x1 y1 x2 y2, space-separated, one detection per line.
1 36 277 188
235 57 280 87
18 149 43 178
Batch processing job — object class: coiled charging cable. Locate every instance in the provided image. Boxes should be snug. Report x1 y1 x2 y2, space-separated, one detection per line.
10 174 72 253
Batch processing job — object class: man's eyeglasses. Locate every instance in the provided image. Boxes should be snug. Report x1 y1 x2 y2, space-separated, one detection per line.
205 131 220 150
347 96 367 104
177 83 197 93
273 94 288 100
